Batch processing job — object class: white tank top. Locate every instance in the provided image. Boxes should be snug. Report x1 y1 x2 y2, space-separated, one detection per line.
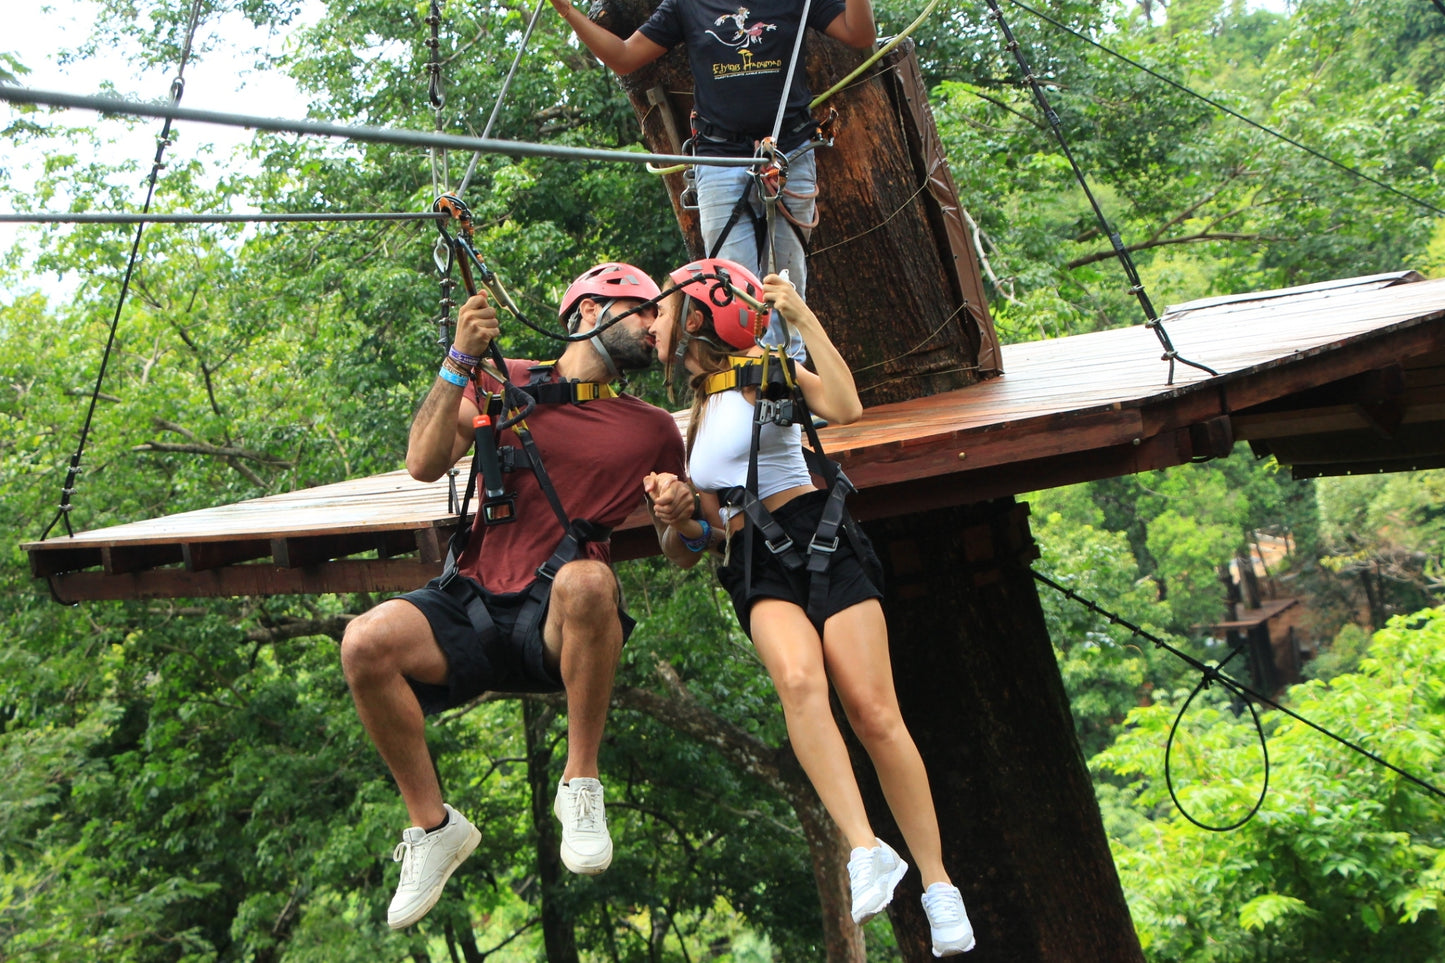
688 389 814 518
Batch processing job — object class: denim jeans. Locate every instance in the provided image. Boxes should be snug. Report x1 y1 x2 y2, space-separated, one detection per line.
695 146 818 361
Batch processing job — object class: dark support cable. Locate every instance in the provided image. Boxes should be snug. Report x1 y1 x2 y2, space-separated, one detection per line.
982 0 1216 385
1009 0 1445 220
39 0 207 544
1033 569 1445 828
456 0 550 199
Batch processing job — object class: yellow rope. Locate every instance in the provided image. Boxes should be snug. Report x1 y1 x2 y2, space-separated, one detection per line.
810 0 944 109
645 0 942 178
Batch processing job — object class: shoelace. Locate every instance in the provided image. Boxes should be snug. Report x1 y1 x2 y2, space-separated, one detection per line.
393 835 426 885
847 851 874 896
568 786 603 832
923 889 964 925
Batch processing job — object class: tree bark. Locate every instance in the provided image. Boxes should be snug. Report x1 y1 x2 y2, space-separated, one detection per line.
859 499 1144 962
525 699 581 963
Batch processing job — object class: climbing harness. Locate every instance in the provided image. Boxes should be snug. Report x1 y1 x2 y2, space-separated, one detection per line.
673 260 871 625
431 196 655 647
711 353 872 626
436 360 618 648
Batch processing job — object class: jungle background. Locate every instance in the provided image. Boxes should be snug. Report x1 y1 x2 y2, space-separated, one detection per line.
3 0 1445 959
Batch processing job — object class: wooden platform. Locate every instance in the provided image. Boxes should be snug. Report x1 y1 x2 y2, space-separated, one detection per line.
24 271 1445 602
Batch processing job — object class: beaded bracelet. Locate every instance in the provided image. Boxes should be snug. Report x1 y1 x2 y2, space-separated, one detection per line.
437 365 469 387
448 346 481 368
680 518 711 553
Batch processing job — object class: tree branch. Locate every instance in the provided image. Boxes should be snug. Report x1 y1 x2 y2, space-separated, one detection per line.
1067 231 1274 269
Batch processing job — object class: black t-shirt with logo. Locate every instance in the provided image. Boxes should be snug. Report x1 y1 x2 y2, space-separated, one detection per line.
639 0 847 154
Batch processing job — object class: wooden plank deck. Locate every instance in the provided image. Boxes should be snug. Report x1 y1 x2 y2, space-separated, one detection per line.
23 271 1445 601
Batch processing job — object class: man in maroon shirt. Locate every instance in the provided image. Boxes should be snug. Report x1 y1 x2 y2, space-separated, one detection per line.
340 263 693 929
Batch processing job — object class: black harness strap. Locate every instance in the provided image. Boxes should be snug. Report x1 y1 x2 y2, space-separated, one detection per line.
708 356 870 626
438 363 615 643
437 417 501 643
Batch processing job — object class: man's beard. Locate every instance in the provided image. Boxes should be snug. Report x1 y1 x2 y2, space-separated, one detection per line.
598 315 654 372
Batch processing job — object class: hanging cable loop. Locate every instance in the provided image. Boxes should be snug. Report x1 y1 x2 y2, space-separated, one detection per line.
1163 646 1271 832
1032 569 1445 830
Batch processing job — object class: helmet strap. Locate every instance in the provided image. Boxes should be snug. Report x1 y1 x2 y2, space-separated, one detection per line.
586 299 622 381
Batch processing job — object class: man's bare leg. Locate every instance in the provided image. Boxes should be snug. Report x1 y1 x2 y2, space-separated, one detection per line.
341 598 451 827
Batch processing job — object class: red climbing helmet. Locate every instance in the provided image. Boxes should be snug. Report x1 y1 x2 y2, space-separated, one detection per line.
667 257 765 350
558 261 662 322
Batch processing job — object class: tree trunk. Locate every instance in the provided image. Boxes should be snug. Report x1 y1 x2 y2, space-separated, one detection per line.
614 663 866 962
859 499 1144 962
595 0 1000 403
583 1 1143 958
525 699 581 963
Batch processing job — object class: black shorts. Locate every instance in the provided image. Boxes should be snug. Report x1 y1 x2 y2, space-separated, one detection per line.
717 488 884 636
397 575 637 714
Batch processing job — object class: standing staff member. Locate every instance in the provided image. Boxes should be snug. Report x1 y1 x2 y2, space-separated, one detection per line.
551 0 876 361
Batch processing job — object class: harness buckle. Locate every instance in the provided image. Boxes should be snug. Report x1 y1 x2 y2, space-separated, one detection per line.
755 398 795 426
809 533 840 556
764 533 795 556
535 561 559 583
482 495 518 525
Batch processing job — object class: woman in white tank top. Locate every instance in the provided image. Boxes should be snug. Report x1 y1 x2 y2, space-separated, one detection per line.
644 259 975 956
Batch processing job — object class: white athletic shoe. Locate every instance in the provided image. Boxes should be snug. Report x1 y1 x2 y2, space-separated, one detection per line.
553 777 613 875
849 838 910 925
922 882 976 956
387 804 482 929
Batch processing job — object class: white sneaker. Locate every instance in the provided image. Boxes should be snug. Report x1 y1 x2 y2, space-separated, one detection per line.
921 882 976 956
387 804 482 929
553 777 613 875
848 837 909 924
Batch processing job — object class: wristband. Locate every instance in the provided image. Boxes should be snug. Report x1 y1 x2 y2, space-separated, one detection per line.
438 365 469 387
680 518 711 553
448 346 481 368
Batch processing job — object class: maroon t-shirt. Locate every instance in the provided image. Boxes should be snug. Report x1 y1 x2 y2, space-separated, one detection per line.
457 360 685 594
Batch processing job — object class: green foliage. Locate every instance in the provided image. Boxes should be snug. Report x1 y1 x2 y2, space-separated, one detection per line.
1093 607 1445 962
5 0 1445 957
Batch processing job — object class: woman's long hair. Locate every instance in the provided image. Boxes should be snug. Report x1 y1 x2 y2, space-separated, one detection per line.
676 293 752 462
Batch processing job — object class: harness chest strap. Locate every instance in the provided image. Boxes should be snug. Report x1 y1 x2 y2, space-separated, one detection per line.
439 362 619 639
699 355 797 397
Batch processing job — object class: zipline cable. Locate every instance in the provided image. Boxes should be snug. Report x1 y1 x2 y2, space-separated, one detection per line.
39 0 207 543
2 211 447 224
1009 0 1445 220
1033 569 1445 830
983 0 1216 386
0 86 765 170
455 0 550 199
